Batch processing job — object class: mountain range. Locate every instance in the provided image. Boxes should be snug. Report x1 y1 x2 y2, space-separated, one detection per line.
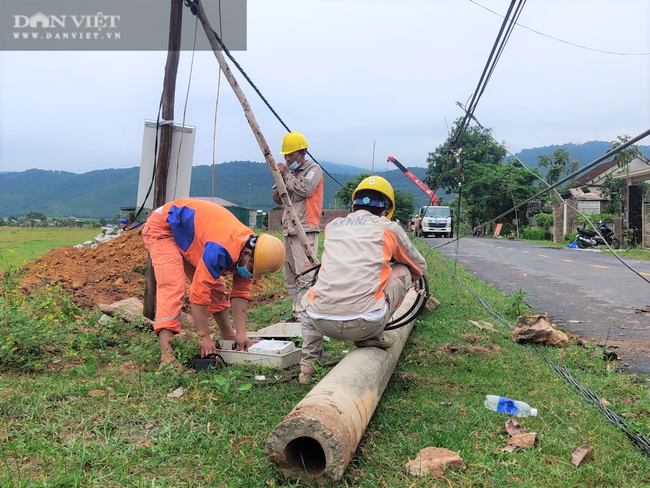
1 141 648 219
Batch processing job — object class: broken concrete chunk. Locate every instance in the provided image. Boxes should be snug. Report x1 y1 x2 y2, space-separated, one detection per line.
405 447 465 477
468 319 497 332
424 295 441 313
512 314 569 347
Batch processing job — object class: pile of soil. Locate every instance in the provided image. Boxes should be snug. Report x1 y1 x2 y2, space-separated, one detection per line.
20 229 285 310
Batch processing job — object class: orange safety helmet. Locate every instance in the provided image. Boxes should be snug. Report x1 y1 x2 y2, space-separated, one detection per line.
251 234 285 280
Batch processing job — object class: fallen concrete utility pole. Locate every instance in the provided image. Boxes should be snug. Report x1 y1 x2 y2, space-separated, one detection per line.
265 290 419 484
193 1 317 265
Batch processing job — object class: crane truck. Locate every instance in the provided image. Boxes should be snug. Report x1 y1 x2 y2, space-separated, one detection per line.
387 156 453 238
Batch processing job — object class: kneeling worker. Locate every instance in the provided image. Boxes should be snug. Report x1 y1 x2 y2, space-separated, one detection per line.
142 198 285 369
298 177 427 384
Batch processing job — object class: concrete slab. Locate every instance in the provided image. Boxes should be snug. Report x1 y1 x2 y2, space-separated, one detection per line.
249 322 302 339
249 322 330 341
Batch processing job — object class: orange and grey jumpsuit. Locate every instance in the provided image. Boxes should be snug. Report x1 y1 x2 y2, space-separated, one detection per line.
271 160 324 316
142 199 254 336
299 209 427 374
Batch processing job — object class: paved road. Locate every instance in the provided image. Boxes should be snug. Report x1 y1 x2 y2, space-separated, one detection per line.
428 236 650 374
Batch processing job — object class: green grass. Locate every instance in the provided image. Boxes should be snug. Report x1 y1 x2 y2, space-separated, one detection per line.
1 235 650 486
0 227 100 272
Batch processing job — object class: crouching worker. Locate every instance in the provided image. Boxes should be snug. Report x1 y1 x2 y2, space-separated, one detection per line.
298 177 427 384
142 198 285 370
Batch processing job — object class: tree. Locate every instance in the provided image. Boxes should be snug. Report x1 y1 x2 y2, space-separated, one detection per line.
334 173 370 208
25 211 47 222
333 173 413 222
601 135 643 216
0 217 6 227
393 190 415 226
610 134 642 168
424 118 506 196
536 148 580 187
424 118 539 227
601 174 626 214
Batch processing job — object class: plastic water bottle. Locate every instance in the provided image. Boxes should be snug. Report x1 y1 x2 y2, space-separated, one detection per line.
484 395 538 417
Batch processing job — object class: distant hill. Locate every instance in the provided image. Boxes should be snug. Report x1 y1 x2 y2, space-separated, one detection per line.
510 141 650 168
3 141 647 219
0 162 437 219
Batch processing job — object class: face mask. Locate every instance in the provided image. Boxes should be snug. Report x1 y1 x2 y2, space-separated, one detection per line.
236 265 253 279
288 161 300 171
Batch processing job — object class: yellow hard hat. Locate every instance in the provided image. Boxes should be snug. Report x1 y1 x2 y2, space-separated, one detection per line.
415 214 419 218
351 176 396 219
252 234 285 280
279 132 309 155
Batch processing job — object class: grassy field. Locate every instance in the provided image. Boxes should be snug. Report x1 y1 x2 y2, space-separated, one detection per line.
1 232 650 486
0 227 100 272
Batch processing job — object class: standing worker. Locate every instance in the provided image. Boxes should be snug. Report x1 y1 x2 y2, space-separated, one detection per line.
271 132 324 322
142 198 285 370
298 176 427 384
412 214 422 237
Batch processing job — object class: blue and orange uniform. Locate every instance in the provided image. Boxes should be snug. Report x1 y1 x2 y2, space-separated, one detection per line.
142 199 254 335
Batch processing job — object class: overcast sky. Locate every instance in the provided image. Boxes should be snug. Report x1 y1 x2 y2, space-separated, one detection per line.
1 0 649 175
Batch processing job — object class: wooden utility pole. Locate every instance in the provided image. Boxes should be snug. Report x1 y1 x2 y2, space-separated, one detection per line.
193 0 318 266
143 0 183 320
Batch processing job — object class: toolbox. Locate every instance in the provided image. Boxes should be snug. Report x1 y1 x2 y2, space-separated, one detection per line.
216 339 300 369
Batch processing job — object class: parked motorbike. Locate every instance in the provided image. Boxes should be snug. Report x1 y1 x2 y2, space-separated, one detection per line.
576 224 620 249
472 226 483 237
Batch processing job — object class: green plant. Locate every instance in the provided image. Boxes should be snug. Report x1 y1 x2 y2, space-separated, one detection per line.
576 213 615 227
169 334 200 369
0 274 80 370
132 264 147 275
533 212 553 228
506 286 529 317
522 228 551 240
69 358 97 379
199 370 253 395
564 232 578 242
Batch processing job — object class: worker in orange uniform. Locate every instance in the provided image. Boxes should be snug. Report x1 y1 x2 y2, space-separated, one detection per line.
142 199 285 369
298 177 427 384
271 132 324 322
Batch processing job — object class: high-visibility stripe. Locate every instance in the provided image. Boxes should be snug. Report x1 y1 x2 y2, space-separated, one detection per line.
302 329 323 337
306 178 324 226
155 314 181 322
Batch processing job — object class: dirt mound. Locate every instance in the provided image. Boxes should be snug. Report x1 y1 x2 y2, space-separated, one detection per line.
20 229 284 310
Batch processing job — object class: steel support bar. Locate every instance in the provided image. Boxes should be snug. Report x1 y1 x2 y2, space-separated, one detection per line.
265 290 419 484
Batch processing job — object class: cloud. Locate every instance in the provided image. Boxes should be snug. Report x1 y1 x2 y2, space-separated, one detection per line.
1 0 648 174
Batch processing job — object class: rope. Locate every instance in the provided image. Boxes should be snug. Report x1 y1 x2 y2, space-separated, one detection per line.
182 1 344 188
210 0 224 201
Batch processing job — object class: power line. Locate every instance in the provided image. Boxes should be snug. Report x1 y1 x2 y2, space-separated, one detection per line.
422 127 650 273
470 0 650 56
465 113 650 309
437 258 650 457
452 0 525 145
183 0 345 188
